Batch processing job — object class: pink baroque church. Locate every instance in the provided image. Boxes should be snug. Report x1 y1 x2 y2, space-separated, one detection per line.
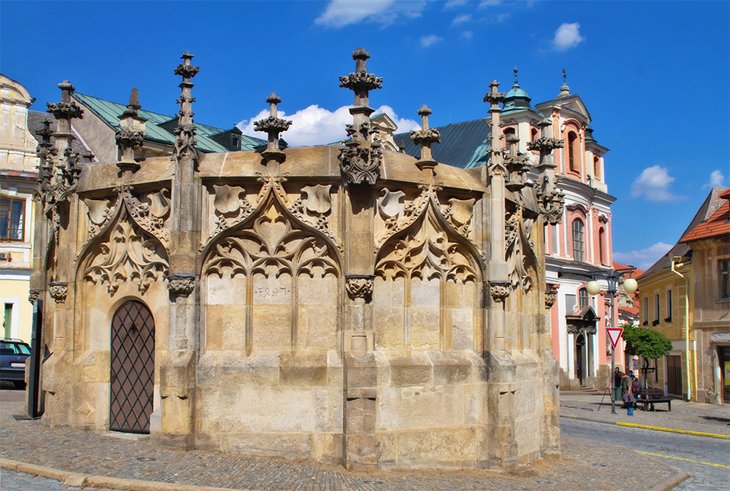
397 68 615 389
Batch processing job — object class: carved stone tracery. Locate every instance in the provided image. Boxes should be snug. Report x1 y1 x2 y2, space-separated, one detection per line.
505 203 537 292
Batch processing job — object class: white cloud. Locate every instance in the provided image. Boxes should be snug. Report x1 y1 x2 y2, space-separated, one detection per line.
479 0 502 7
452 13 471 25
552 22 584 51
237 104 418 147
445 0 468 8
630 165 684 202
614 242 674 270
315 0 426 28
461 30 474 40
705 169 726 188
420 34 443 48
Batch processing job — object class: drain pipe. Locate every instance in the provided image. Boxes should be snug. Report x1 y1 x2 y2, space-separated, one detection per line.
670 256 691 401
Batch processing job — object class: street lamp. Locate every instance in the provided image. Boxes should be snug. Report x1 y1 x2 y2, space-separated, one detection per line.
586 268 638 414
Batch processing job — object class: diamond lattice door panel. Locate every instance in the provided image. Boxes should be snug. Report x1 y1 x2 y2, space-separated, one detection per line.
110 301 155 433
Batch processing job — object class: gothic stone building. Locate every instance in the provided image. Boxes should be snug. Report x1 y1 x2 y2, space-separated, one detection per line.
32 50 564 470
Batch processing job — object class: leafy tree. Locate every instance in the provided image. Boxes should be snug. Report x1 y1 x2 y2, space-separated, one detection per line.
621 324 672 389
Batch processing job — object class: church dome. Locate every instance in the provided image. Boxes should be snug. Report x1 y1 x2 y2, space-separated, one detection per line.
502 67 531 112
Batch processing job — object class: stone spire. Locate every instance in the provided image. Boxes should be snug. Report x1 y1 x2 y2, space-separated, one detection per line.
116 88 147 175
557 68 571 98
253 92 292 163
338 48 384 185
45 81 83 202
528 118 565 225
483 79 510 313
173 51 199 166
339 48 382 126
503 132 530 193
410 105 440 173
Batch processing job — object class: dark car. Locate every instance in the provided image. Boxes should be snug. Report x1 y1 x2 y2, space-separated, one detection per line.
0 338 30 389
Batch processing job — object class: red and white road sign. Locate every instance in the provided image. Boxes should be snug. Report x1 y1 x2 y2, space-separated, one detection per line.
606 327 623 350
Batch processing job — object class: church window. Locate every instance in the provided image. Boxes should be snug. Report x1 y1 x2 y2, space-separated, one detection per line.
568 131 578 172
593 156 601 180
572 219 584 262
598 227 605 265
579 288 589 308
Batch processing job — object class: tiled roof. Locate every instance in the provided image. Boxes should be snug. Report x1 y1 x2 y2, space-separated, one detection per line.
640 188 727 279
680 188 730 243
73 93 264 153
393 118 491 169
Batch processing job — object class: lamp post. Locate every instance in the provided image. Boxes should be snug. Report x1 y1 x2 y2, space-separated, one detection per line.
587 268 638 415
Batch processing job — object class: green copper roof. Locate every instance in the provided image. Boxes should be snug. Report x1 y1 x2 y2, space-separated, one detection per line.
503 67 532 113
74 93 264 153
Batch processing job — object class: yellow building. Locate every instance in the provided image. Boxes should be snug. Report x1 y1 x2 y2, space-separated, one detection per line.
638 188 729 403
0 74 39 342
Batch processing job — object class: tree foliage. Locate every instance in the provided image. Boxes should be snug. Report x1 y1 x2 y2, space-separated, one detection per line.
621 324 672 359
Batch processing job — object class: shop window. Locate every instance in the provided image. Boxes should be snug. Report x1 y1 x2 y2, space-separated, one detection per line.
572 219 584 262
0 197 24 241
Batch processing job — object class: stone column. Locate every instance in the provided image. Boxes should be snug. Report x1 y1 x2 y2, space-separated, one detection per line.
338 48 382 469
158 52 201 448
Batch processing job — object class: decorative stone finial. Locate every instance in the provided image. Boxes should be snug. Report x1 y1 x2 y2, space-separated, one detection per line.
527 118 565 224
339 47 383 120
410 105 440 172
173 51 199 165
513 66 519 85
116 87 147 175
483 80 506 177
558 68 571 98
47 81 83 122
338 48 384 186
253 92 292 162
503 132 530 192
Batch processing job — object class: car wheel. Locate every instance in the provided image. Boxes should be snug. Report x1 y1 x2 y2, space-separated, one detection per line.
13 381 26 390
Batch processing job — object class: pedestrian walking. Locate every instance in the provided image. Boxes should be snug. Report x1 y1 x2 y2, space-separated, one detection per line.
621 371 635 409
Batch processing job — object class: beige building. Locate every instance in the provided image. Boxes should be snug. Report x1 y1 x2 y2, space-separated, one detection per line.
679 188 730 404
0 74 39 342
639 188 730 404
32 50 565 470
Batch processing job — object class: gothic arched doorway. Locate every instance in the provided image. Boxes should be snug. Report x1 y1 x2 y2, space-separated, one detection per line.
110 300 155 433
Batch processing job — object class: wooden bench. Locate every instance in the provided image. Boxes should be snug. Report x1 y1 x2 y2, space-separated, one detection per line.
634 388 672 412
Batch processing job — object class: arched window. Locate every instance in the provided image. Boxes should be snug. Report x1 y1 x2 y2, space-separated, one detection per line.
568 131 578 172
531 127 539 141
598 227 605 265
503 127 517 152
572 219 584 262
593 156 601 180
579 288 589 308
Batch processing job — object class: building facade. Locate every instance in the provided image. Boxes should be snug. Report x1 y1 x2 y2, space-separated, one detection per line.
396 69 617 390
0 74 39 342
639 188 730 404
32 51 563 469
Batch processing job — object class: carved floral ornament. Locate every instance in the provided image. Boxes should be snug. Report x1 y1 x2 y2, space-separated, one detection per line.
203 180 340 280
48 282 68 304
345 275 374 301
505 204 538 292
375 185 476 249
545 283 560 309
79 186 171 297
202 176 340 256
167 274 196 298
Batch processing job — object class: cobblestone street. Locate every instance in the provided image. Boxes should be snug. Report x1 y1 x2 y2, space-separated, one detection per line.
0 389 688 491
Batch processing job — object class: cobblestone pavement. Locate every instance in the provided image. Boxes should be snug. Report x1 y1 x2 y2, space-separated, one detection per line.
560 392 730 436
1 389 684 491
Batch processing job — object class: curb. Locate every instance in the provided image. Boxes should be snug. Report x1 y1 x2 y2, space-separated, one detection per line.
615 422 730 440
651 465 690 491
560 414 730 440
0 458 247 491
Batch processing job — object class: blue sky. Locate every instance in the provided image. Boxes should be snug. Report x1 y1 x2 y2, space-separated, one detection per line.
1 0 728 269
